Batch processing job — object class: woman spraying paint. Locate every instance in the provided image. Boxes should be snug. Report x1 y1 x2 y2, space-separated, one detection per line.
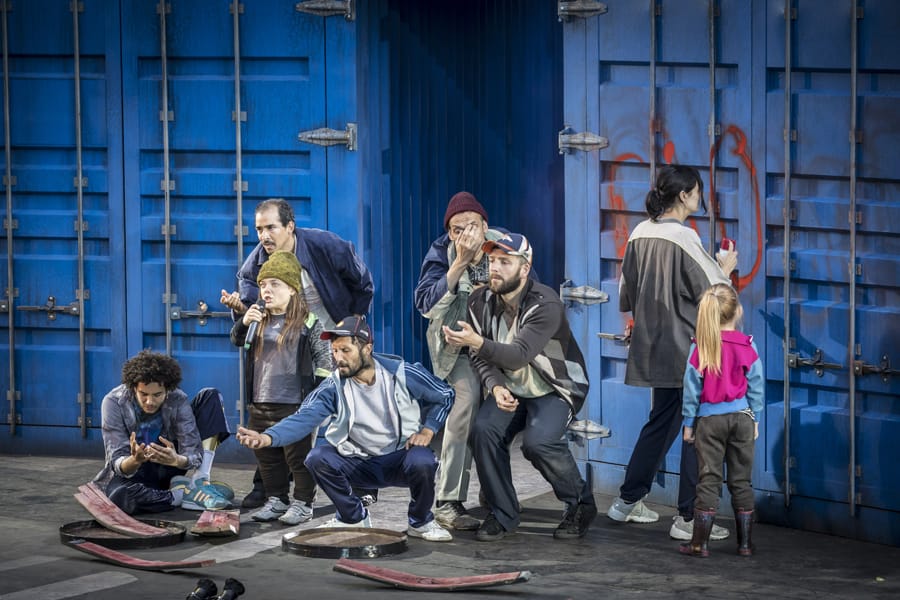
680 284 764 557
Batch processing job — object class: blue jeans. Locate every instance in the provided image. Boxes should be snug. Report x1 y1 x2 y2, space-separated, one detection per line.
471 392 593 532
304 444 438 527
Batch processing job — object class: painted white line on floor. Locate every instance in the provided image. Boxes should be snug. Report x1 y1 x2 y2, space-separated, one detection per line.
0 556 62 572
0 572 136 600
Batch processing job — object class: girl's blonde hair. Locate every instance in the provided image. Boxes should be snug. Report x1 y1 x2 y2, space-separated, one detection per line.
695 284 742 375
254 292 309 357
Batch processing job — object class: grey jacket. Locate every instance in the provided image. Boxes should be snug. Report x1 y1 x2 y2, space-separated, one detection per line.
619 218 731 388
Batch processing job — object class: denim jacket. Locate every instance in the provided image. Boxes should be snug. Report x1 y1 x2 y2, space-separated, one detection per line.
92 385 202 487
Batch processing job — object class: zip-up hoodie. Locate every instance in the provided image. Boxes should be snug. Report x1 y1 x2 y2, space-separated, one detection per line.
263 353 454 457
682 330 764 427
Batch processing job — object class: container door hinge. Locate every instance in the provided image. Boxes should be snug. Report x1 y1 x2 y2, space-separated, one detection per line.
7 412 22 425
161 224 176 236
560 280 608 305
74 219 89 232
159 110 174 122
233 179 248 192
295 0 354 20
229 2 243 15
557 1 608 21
234 224 249 237
160 179 175 191
850 211 862 225
298 123 357 151
77 393 92 405
2 174 15 187
77 415 92 427
558 126 608 154
783 206 796 221
232 110 247 122
783 129 797 142
3 218 17 230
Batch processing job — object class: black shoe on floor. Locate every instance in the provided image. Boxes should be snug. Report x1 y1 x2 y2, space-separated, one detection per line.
241 487 267 509
554 502 598 539
476 513 512 542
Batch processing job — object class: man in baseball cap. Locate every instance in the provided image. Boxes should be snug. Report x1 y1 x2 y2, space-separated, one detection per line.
443 233 596 542
237 316 456 542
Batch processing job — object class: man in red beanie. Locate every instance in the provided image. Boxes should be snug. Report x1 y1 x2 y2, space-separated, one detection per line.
414 191 510 531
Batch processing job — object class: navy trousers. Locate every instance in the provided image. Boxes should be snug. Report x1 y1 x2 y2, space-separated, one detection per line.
619 387 698 518
471 393 594 533
304 444 437 527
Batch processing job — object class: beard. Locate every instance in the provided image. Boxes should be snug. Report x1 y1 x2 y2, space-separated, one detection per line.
339 351 373 379
489 274 522 295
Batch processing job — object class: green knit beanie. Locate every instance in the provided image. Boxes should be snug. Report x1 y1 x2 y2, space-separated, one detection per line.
257 251 302 293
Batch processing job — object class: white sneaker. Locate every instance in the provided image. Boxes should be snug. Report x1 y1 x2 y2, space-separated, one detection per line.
669 514 730 540
408 519 453 542
252 497 288 522
606 497 659 523
317 512 372 528
278 500 314 525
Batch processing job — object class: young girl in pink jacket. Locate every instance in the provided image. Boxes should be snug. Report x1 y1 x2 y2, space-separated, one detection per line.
680 284 764 558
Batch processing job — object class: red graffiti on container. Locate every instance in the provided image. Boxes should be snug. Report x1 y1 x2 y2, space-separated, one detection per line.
708 125 763 291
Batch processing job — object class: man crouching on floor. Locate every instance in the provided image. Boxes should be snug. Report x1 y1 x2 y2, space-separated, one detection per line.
237 316 456 542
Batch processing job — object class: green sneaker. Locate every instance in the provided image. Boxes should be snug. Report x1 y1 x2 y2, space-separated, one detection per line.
171 477 229 511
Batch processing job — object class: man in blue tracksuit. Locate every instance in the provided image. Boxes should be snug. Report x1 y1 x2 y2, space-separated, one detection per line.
237 316 457 542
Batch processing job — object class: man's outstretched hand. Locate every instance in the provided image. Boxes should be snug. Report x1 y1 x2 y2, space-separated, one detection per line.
237 426 272 449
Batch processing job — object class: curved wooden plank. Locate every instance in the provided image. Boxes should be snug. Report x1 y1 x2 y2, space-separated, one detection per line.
333 558 532 591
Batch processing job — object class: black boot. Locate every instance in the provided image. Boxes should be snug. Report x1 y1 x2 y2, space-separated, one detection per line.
186 578 217 600
679 509 714 557
736 509 754 556
215 578 245 599
241 468 266 509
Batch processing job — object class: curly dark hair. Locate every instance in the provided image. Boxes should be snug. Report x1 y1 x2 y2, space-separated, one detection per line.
121 350 182 391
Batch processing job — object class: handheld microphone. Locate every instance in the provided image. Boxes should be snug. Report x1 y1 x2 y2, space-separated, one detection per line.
243 298 266 350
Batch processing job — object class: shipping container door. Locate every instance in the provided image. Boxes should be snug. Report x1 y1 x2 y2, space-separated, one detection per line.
120 0 352 443
0 1 124 452
562 0 762 507
760 0 900 542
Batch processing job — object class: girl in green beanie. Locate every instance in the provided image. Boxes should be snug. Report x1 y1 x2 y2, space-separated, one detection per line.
230 251 333 525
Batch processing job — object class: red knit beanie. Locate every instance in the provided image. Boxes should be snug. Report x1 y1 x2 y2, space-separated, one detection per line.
444 191 489 230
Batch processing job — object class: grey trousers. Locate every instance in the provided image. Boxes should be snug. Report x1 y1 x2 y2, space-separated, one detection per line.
694 411 755 511
435 356 482 502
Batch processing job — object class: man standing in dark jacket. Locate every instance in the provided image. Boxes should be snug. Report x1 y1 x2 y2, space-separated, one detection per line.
221 198 373 330
414 191 507 531
443 233 596 542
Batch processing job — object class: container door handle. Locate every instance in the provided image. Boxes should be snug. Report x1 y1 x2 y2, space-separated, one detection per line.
16 296 79 320
786 349 843 377
853 355 896 383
